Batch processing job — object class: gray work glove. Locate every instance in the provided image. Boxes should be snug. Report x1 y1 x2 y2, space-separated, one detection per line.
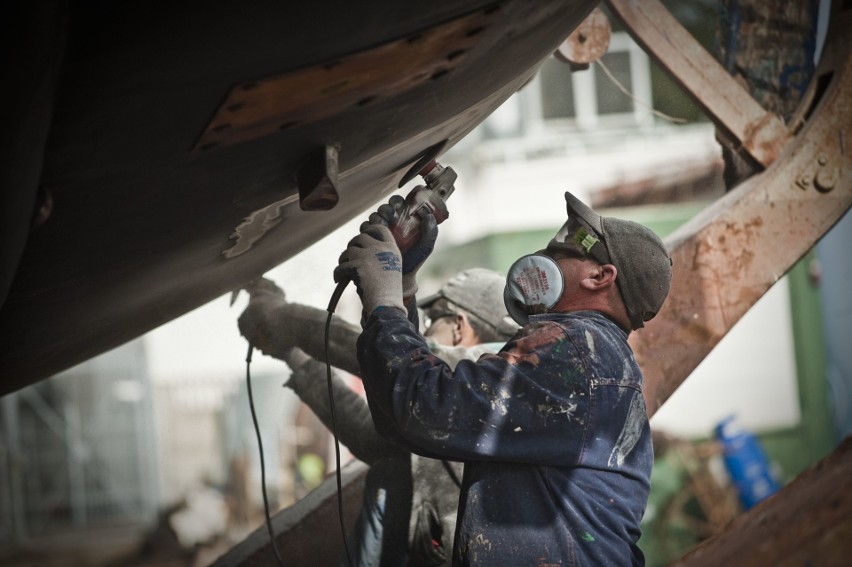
368 193 438 300
333 223 406 327
238 277 363 373
237 278 296 359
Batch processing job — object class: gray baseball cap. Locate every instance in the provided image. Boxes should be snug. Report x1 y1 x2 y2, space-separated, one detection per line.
419 268 518 337
548 192 672 330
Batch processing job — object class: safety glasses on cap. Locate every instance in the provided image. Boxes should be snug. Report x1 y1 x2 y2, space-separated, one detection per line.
546 213 612 266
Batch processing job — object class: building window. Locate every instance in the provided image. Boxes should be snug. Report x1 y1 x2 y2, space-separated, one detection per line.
475 31 654 143
540 59 576 120
536 31 652 131
595 50 633 115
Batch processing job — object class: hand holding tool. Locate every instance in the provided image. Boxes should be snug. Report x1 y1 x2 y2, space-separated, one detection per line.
333 225 406 326
328 160 457 312
388 160 455 254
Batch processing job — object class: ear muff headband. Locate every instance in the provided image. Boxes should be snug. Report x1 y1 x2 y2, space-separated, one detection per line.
503 254 564 325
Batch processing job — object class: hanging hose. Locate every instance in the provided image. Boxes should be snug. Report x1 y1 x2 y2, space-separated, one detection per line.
245 343 286 567
326 280 355 566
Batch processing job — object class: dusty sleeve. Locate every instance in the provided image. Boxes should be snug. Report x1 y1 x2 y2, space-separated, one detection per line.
277 303 362 376
285 356 406 465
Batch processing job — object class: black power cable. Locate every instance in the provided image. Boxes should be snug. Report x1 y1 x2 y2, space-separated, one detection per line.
245 344 286 567
441 459 463 489
326 281 355 566
242 280 354 567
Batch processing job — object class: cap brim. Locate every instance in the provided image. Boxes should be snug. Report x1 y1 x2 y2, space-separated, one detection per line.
564 192 604 234
417 291 442 308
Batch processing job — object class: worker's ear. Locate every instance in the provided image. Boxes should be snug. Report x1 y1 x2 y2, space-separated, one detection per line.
449 313 463 346
455 313 479 347
580 264 617 292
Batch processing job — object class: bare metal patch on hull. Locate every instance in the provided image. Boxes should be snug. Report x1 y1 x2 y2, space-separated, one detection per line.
222 194 299 258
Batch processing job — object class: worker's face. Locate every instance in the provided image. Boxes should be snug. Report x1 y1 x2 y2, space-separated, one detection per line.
423 303 460 346
540 248 599 305
541 246 583 283
424 316 457 345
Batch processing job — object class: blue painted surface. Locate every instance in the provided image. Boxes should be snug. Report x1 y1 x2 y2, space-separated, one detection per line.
715 415 781 509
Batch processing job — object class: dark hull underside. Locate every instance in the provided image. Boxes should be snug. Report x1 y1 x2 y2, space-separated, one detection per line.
0 1 598 393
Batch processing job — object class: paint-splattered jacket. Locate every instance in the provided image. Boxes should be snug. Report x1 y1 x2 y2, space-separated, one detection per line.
358 307 652 566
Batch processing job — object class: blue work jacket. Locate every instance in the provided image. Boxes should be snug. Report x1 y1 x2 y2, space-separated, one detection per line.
358 308 652 566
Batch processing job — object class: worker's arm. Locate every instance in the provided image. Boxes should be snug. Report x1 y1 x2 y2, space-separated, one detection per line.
282 347 405 465
356 309 591 466
238 278 361 375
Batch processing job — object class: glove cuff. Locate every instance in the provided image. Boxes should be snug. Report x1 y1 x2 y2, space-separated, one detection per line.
360 282 406 328
362 303 406 328
402 272 418 301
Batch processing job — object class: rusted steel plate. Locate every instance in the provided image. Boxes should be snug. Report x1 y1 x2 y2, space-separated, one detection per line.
605 0 791 168
194 6 501 151
670 437 852 566
632 37 852 417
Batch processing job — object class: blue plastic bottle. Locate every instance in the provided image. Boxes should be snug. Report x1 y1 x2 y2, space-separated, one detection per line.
714 415 781 509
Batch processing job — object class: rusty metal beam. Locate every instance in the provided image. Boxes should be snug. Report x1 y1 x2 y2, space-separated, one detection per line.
670 436 852 566
605 0 792 168
630 13 852 416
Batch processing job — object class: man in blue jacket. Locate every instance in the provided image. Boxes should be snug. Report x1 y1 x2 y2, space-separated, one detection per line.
334 191 672 565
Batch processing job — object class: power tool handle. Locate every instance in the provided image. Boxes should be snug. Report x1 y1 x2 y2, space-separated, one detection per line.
389 203 444 253
390 185 450 253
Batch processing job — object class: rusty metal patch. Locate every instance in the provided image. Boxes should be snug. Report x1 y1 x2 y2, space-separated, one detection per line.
194 6 501 151
554 7 611 67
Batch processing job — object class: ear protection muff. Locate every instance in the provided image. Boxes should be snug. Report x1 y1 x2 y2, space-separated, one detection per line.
503 254 565 325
